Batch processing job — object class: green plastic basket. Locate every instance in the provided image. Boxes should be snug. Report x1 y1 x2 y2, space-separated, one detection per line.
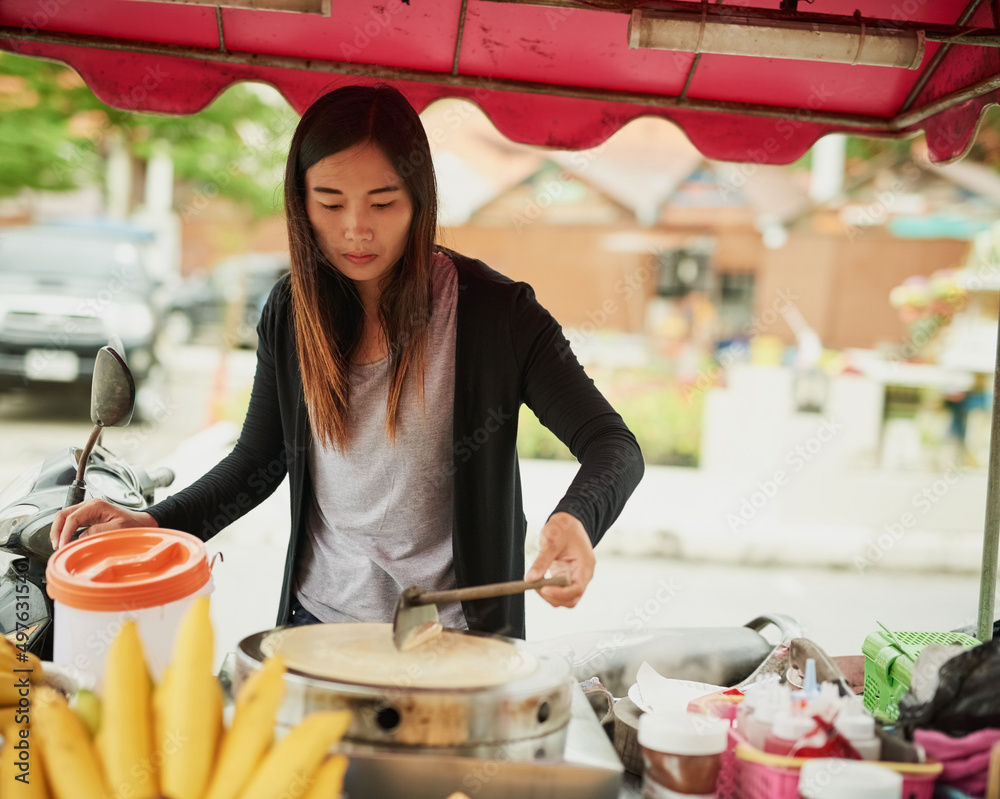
862 629 980 722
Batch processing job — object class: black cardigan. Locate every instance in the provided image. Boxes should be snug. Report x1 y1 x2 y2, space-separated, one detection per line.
148 251 644 637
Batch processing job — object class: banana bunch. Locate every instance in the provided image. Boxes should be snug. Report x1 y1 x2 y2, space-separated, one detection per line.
0 597 352 799
0 636 43 720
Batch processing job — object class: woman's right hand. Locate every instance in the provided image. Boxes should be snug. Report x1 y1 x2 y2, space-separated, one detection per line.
50 499 158 551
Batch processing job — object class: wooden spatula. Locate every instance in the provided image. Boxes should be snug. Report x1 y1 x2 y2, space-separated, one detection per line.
392 575 570 651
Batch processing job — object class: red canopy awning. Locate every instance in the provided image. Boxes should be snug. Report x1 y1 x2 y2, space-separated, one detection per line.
2 0 999 165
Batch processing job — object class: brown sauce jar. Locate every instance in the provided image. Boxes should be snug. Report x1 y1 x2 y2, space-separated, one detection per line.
638 712 729 798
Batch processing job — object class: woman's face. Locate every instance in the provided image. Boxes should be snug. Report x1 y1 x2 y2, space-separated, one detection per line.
304 142 414 297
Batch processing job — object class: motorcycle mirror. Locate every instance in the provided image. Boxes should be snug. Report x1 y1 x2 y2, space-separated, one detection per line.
91 347 135 428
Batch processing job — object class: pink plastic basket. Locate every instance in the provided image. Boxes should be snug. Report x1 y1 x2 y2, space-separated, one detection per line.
716 729 942 799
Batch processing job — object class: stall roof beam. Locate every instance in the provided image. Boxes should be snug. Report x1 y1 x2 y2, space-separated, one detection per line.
486 0 1000 47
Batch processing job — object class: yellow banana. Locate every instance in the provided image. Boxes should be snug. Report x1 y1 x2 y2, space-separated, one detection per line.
1 721 51 798
209 676 224 784
203 656 287 799
0 648 15 672
0 705 29 733
25 653 44 684
0 647 41 692
158 597 220 799
0 674 28 707
237 711 352 799
33 686 108 799
151 660 171 797
301 755 349 799
99 621 158 799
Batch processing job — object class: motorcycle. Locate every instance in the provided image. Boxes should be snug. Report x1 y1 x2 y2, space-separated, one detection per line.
0 346 175 659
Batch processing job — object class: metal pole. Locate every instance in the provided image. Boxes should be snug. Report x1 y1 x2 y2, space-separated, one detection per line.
977 309 1000 642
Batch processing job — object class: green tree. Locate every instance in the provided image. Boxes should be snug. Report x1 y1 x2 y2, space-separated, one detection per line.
0 51 296 217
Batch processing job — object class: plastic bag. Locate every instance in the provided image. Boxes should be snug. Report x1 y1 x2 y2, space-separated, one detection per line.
898 636 997 738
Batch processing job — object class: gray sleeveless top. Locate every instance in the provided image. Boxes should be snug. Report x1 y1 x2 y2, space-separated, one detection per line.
294 253 466 628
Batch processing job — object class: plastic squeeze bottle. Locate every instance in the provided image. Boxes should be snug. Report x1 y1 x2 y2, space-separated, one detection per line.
833 699 881 761
809 683 844 721
735 674 780 732
742 682 789 750
764 709 819 756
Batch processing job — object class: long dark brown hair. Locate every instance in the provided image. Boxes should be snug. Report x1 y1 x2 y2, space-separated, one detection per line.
284 84 438 449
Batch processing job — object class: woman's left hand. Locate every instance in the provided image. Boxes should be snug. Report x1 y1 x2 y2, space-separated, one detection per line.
525 512 595 608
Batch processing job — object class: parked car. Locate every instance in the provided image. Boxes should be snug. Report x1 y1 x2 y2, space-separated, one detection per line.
0 225 166 398
165 252 290 349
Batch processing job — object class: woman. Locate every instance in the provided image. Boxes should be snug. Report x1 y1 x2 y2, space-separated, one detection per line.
50 84 644 637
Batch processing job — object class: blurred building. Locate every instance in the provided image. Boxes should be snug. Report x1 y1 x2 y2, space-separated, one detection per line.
425 101 1000 358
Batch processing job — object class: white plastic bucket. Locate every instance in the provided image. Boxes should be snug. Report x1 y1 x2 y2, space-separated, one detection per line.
46 528 215 691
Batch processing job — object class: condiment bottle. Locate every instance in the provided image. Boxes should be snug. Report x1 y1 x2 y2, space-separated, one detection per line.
833 700 881 761
764 710 822 756
742 682 789 750
809 683 843 721
798 758 902 798
638 712 729 797
735 674 780 732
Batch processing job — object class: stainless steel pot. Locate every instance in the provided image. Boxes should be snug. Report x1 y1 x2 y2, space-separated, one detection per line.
234 626 576 758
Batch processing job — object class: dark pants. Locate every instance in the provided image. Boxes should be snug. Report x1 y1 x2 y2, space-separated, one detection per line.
289 597 323 627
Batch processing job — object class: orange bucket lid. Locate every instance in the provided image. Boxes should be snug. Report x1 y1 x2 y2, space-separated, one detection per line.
46 528 211 612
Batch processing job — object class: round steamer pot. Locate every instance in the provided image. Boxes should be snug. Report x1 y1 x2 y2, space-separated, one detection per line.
234 625 575 760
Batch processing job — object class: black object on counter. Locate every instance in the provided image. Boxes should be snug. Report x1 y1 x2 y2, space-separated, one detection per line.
898 636 998 738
